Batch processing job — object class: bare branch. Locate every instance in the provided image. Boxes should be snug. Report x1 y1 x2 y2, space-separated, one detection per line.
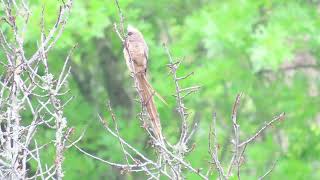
238 112 285 147
258 159 278 180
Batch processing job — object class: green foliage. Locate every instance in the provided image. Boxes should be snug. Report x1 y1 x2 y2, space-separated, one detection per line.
14 0 320 179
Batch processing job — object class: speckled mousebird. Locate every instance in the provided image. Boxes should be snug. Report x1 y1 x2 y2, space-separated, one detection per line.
123 25 166 139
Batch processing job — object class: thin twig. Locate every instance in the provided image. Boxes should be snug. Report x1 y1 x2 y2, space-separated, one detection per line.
258 159 278 180
238 113 285 147
107 102 130 166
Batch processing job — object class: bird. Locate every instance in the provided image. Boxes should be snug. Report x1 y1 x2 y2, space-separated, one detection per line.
123 25 165 140
123 25 148 74
123 25 167 104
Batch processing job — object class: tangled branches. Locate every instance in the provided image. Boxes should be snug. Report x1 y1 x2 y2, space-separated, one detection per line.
0 0 75 179
72 1 286 179
0 1 286 179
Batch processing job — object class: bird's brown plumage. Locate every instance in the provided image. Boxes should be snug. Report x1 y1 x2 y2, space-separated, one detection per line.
123 25 163 140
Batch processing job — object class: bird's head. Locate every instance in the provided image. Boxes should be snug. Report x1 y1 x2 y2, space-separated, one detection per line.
127 25 142 37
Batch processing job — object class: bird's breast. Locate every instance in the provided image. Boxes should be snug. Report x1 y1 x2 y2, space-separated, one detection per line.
127 42 146 62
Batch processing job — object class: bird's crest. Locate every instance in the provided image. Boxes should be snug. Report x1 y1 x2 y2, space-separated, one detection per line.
127 24 143 37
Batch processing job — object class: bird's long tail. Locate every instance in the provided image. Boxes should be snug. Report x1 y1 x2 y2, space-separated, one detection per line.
142 75 168 106
136 73 163 140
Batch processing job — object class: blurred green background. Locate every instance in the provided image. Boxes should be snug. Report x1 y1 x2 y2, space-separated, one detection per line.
4 0 320 179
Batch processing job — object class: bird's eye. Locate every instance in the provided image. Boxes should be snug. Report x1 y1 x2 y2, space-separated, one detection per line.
128 32 133 36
